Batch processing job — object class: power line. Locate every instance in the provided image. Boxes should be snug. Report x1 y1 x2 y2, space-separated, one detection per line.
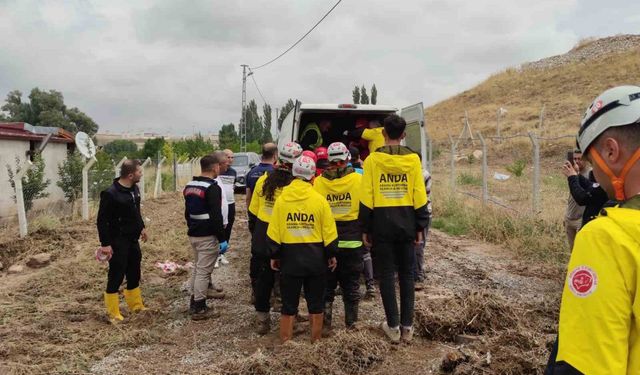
249 70 268 105
250 0 343 70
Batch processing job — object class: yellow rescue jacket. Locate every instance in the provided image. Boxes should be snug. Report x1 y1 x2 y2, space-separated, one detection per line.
554 196 640 374
362 127 385 154
248 172 289 258
314 167 363 249
359 145 429 242
267 179 338 276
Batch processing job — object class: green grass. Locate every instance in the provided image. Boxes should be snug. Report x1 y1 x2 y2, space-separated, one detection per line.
432 191 568 264
457 172 482 186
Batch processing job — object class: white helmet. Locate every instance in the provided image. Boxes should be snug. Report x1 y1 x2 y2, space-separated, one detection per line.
292 155 316 181
279 141 302 164
326 142 350 162
577 85 640 152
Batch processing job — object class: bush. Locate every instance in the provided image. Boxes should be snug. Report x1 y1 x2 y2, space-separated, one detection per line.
6 153 51 212
57 151 84 203
457 172 482 186
506 159 527 177
89 151 115 200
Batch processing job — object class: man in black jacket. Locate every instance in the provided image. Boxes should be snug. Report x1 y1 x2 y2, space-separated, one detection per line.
184 154 226 320
97 159 148 323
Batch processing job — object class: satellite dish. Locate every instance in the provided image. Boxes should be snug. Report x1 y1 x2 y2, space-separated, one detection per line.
75 132 96 158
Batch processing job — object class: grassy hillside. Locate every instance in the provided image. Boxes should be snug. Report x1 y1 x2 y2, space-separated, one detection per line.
426 35 640 141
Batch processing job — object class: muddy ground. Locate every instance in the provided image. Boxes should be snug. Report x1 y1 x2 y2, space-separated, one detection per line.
0 194 564 374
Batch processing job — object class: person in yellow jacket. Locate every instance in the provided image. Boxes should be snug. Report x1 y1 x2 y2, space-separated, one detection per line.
313 142 363 331
345 118 385 158
547 85 640 374
359 114 429 343
268 155 338 343
248 141 302 335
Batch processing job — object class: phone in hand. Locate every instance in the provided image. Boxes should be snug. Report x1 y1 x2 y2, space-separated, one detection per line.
566 151 574 164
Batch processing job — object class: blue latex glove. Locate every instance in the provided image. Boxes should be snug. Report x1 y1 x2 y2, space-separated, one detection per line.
219 241 229 254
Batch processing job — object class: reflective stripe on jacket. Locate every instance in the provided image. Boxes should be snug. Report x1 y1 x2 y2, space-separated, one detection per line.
314 169 362 248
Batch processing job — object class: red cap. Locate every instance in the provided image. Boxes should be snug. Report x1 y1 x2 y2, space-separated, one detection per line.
315 147 328 160
355 118 368 129
302 150 317 163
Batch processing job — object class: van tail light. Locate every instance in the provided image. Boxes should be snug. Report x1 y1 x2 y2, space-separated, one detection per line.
338 104 357 109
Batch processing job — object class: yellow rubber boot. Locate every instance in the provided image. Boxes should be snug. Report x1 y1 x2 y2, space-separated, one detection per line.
104 292 124 323
123 287 147 313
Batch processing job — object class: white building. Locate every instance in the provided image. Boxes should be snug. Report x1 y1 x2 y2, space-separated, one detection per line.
0 123 75 219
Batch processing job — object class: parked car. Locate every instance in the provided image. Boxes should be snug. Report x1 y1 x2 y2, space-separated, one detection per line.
232 152 260 193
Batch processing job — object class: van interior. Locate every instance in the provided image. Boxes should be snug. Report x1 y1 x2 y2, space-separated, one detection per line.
298 111 394 150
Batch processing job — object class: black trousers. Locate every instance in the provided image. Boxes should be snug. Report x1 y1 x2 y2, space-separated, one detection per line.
325 248 363 305
224 203 236 243
106 237 141 293
281 273 326 315
373 241 415 327
251 255 275 313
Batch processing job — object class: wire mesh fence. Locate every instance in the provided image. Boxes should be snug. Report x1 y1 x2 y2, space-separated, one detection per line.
432 131 576 218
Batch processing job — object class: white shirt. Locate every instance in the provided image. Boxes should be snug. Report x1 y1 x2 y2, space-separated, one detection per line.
215 177 229 226
218 174 236 204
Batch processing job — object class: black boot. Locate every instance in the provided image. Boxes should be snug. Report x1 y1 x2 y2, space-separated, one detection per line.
189 295 196 314
322 302 333 336
345 302 359 329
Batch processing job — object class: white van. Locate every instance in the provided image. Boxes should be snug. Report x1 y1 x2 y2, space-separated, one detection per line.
277 101 428 169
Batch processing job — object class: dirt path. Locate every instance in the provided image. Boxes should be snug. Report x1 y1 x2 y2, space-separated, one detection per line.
0 194 564 374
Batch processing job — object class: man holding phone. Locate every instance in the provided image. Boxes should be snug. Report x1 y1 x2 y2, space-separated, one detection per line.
562 149 590 249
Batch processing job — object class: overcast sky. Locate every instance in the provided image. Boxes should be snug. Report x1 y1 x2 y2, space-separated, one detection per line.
0 0 638 135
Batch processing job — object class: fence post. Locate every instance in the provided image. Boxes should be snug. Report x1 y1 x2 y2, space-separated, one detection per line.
140 157 152 201
477 132 488 206
528 132 540 213
154 157 166 199
115 156 127 178
15 160 32 238
82 156 97 220
173 155 178 192
448 134 456 191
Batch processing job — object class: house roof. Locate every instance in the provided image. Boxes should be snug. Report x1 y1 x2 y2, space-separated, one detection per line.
0 122 75 143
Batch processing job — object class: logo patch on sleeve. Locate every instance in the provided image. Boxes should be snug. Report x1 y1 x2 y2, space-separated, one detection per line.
568 266 598 297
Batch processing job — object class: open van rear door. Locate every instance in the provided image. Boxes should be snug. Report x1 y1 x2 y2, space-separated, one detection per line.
277 100 301 150
400 102 427 170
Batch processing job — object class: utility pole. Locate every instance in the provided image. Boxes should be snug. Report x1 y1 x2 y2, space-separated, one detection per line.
240 64 248 152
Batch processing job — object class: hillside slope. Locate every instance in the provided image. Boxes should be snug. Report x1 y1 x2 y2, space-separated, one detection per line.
426 34 640 141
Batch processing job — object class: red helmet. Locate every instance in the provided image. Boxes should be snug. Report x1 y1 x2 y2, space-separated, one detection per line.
355 118 368 129
315 146 328 160
302 150 318 163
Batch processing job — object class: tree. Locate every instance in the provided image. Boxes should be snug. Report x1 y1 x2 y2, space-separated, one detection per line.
245 99 263 143
360 85 369 104
371 84 377 105
141 137 166 160
262 104 273 143
57 151 84 203
0 88 100 136
90 151 116 200
352 86 360 104
219 123 239 151
6 154 51 212
103 140 138 161
278 99 295 131
162 142 174 161
172 134 214 158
